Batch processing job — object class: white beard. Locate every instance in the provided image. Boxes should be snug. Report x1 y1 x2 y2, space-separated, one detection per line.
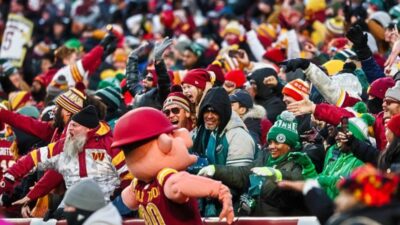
64 133 87 161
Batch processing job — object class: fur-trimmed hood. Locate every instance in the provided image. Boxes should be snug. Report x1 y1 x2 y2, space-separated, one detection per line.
242 104 267 121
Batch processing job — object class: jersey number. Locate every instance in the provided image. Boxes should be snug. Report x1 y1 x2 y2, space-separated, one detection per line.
139 203 166 225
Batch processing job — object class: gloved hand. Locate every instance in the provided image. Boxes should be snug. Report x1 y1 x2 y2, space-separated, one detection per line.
154 37 173 62
281 58 310 73
99 33 116 48
129 42 151 60
288 152 318 179
346 25 372 60
197 165 216 177
288 152 313 168
251 167 282 182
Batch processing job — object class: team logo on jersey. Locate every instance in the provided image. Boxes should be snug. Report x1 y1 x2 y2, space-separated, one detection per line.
91 152 105 161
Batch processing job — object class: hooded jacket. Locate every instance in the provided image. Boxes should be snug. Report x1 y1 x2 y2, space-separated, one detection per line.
249 68 286 122
242 104 266 145
192 87 255 166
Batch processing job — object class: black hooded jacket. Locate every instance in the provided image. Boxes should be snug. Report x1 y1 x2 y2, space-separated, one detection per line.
249 68 286 122
192 87 232 156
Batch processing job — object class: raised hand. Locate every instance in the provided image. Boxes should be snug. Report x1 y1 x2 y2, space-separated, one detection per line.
286 98 316 116
154 37 173 61
280 58 310 73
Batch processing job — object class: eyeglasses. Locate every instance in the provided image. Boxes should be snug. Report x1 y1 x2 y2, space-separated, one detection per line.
163 107 181 116
384 98 400 105
144 76 153 82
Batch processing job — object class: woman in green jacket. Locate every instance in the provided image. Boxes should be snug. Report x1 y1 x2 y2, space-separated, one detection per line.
198 111 307 216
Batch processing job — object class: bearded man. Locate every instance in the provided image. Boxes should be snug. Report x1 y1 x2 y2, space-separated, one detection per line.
0 105 131 208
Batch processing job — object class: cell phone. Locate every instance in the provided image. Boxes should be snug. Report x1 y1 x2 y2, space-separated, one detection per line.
228 49 244 58
340 117 349 133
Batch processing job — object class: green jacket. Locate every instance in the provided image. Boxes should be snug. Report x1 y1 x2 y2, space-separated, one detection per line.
318 145 364 199
213 149 307 216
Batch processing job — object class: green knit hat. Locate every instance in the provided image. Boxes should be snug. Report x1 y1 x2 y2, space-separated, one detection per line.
65 38 83 52
267 111 300 148
340 102 375 141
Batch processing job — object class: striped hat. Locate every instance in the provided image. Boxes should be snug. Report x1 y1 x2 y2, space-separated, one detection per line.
9 91 31 111
95 87 122 109
282 79 310 101
333 49 356 61
163 92 191 113
325 17 344 36
55 88 86 114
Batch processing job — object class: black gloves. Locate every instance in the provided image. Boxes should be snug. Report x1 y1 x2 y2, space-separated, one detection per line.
281 58 310 72
100 33 117 60
346 25 372 60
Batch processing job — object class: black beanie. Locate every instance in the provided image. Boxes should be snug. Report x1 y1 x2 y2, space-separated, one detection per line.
71 105 99 129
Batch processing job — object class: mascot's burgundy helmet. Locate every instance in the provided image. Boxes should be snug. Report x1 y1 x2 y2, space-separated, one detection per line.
111 107 176 148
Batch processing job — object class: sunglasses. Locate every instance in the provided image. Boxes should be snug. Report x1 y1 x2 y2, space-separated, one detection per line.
163 107 181 116
144 76 153 82
384 98 400 105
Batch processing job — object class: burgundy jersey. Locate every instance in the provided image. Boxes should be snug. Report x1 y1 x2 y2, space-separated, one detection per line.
133 168 203 225
0 140 14 180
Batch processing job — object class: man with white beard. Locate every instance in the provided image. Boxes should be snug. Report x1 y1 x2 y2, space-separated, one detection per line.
0 105 131 207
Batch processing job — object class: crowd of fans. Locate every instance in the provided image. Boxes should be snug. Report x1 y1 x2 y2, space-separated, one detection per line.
0 0 400 224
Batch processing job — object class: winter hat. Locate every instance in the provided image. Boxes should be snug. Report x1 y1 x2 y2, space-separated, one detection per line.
71 105 99 129
65 38 82 52
17 106 39 119
55 88 86 114
387 114 400 137
40 105 56 122
342 112 375 141
338 164 399 207
64 178 106 211
389 4 400 19
163 91 191 113
222 21 242 37
282 79 310 101
333 49 356 62
229 89 253 109
368 77 395 100
385 82 400 102
325 17 345 36
224 70 246 88
257 23 277 40
8 91 31 111
322 60 344 76
47 75 69 97
369 11 391 28
263 48 285 64
267 111 300 149
186 43 205 58
182 69 213 90
95 87 122 109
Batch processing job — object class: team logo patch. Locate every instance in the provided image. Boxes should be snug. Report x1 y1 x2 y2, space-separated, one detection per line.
276 134 286 143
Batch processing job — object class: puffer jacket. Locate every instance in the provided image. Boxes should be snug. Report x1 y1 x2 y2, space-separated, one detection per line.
242 104 266 145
